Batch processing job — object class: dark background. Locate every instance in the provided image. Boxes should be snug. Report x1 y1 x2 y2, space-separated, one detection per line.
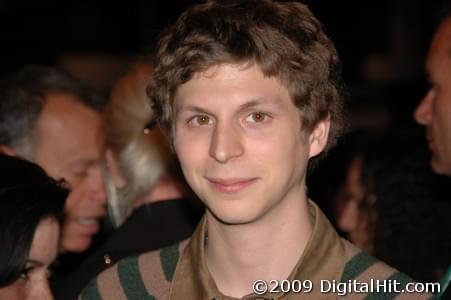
1 0 449 223
0 0 446 130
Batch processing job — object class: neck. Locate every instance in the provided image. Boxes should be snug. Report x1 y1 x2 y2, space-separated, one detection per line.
205 188 312 298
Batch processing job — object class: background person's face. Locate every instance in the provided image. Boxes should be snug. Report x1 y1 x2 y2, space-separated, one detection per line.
174 64 327 225
337 158 364 233
34 92 106 252
414 18 451 175
0 218 59 300
337 158 373 252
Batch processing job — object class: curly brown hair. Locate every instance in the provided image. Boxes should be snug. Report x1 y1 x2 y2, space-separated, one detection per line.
148 0 345 154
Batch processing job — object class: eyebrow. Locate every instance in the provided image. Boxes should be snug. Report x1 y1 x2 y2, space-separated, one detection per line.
26 259 45 268
177 97 282 115
83 159 101 167
176 105 214 116
238 98 282 111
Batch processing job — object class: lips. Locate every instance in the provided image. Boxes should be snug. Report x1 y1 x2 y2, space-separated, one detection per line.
206 177 258 193
78 218 98 226
65 217 101 235
65 205 106 235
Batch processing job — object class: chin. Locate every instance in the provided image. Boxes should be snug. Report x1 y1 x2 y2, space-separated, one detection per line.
211 214 254 225
431 157 451 175
207 203 267 226
61 236 92 253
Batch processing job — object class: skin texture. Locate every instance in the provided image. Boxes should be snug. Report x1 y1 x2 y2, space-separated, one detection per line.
337 158 363 233
337 158 373 253
414 17 451 175
0 219 59 300
173 63 329 297
34 92 106 252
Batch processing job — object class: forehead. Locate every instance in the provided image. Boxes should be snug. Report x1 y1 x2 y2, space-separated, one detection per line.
41 92 98 118
175 63 292 111
35 93 104 165
38 92 103 142
427 18 451 72
29 219 59 266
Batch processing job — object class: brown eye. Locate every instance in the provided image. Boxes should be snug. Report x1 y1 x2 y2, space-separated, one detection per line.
253 113 264 122
246 112 269 123
189 115 213 126
198 115 210 125
19 266 33 281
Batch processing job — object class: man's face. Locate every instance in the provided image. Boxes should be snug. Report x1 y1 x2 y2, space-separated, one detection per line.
174 64 328 225
414 17 451 175
34 92 106 252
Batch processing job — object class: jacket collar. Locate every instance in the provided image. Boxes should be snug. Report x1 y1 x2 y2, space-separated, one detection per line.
170 200 346 299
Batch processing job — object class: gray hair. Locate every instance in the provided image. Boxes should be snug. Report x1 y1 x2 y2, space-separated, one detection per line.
0 65 105 159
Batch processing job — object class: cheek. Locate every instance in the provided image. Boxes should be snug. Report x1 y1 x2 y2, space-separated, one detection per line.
174 131 208 167
435 86 451 113
64 188 83 211
0 281 23 300
257 132 305 165
28 275 52 297
434 97 451 136
57 172 84 190
248 138 305 187
442 97 451 125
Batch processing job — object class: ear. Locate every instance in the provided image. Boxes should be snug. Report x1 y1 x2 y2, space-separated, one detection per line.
105 149 127 188
308 116 330 159
0 145 17 156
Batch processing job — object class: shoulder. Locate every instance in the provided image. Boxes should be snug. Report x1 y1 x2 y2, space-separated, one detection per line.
340 239 434 299
341 239 399 282
78 240 190 300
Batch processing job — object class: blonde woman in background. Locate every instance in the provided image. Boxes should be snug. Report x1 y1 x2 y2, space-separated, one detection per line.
53 62 202 300
104 62 190 227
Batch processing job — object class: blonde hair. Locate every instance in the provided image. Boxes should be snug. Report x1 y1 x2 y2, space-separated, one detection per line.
104 63 171 227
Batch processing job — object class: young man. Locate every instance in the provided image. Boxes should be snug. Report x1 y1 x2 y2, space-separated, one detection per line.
81 1 433 298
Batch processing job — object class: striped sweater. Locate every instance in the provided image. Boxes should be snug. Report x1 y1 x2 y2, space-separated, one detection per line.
80 201 436 299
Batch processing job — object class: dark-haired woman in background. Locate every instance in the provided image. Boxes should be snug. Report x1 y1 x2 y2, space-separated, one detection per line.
337 133 451 283
0 154 67 299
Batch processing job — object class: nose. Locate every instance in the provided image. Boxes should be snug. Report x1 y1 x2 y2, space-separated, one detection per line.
92 173 107 204
92 183 106 205
88 166 107 205
414 89 434 126
28 278 54 300
209 121 244 163
40 284 54 300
